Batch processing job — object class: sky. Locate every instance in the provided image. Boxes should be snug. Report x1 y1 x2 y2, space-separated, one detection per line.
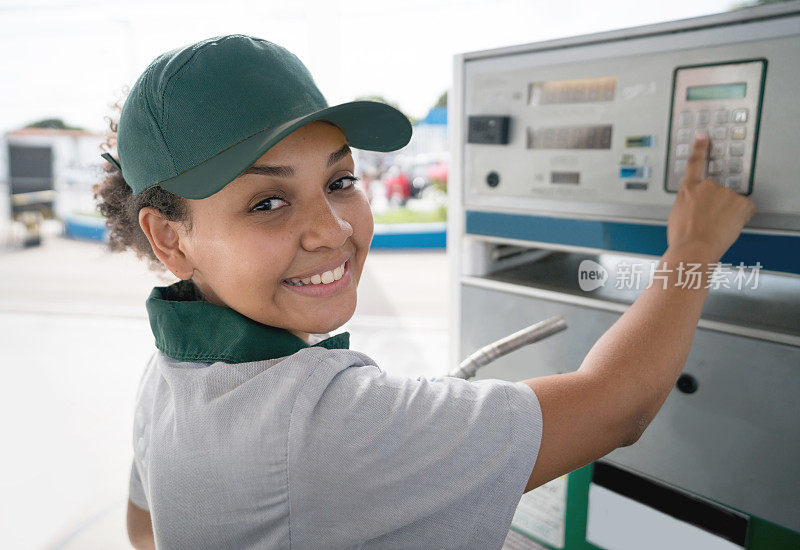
0 0 738 134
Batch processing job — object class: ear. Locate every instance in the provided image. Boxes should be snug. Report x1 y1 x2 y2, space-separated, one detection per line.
138 207 195 280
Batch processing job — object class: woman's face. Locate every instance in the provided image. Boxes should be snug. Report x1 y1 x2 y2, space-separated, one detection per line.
177 120 373 341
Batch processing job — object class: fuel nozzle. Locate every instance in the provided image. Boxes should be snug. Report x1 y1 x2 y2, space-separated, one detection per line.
449 315 567 380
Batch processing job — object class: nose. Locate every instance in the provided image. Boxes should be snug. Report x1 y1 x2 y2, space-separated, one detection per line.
299 194 353 251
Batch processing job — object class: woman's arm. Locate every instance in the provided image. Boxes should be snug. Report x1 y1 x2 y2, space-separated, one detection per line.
523 134 756 492
127 499 155 550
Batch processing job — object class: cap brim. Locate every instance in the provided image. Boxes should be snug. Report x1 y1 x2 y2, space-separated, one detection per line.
158 100 412 199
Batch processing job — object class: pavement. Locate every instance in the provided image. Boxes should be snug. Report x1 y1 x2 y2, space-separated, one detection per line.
0 221 449 549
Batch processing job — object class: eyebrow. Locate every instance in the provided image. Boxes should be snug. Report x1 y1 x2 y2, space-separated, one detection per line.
239 143 352 178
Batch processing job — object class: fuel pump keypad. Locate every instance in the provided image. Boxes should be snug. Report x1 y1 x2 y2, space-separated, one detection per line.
675 108 750 188
666 60 765 195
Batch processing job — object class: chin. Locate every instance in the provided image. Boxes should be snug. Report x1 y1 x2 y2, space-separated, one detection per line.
302 300 356 335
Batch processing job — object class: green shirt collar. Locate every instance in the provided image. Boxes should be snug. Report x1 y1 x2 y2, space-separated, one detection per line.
145 279 349 364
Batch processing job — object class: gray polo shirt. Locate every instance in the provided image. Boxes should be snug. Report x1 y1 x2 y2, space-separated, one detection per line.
129 280 544 549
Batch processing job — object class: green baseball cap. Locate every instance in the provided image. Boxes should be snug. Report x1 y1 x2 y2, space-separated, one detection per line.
101 34 412 199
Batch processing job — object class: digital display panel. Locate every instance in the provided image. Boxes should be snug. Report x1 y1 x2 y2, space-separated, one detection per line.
686 82 747 101
551 172 580 184
527 125 613 150
529 76 616 105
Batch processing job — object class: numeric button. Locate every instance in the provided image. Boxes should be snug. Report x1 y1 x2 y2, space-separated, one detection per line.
697 110 711 125
725 176 743 192
728 159 743 174
711 127 727 140
714 109 730 123
711 143 726 158
675 144 690 159
729 142 745 156
676 128 692 142
679 111 694 127
731 126 746 140
732 109 748 123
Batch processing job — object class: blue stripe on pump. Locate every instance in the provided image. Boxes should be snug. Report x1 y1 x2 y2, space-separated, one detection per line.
465 210 800 275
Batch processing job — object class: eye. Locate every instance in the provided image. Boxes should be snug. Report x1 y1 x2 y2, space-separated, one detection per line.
328 175 359 193
252 196 288 212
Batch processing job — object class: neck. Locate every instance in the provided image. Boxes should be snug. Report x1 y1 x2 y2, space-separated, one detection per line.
289 329 311 343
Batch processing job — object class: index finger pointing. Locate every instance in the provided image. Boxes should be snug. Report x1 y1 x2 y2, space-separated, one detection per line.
684 132 709 185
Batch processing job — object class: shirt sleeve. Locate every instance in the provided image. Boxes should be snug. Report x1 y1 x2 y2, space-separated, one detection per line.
129 457 149 511
287 359 543 550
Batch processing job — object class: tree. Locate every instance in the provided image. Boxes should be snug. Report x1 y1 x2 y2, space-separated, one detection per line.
433 91 447 108
24 118 85 131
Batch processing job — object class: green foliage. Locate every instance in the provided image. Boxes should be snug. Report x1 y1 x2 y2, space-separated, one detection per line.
25 118 85 131
373 206 447 225
433 91 447 108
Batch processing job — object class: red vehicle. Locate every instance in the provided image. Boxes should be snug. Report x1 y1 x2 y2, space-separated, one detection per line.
383 168 411 204
425 160 448 186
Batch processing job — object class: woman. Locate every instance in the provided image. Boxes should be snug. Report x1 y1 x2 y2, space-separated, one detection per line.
94 34 755 549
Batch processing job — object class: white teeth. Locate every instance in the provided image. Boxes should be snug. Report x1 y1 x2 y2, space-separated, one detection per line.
286 262 346 286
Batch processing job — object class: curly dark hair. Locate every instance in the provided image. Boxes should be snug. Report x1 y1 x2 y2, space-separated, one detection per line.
92 88 194 275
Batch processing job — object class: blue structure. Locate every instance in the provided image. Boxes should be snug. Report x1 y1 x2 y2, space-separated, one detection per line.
418 106 447 126
371 222 446 249
63 213 107 242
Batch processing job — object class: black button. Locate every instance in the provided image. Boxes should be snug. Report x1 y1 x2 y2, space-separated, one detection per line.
486 171 500 187
676 373 698 394
468 116 511 144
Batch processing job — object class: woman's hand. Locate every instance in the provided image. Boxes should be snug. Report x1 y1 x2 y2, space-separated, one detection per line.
666 133 756 263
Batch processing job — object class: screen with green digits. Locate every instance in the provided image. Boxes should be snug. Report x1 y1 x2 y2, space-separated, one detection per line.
686 82 747 101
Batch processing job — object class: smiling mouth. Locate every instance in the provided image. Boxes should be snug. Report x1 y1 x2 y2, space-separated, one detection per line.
282 261 347 286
